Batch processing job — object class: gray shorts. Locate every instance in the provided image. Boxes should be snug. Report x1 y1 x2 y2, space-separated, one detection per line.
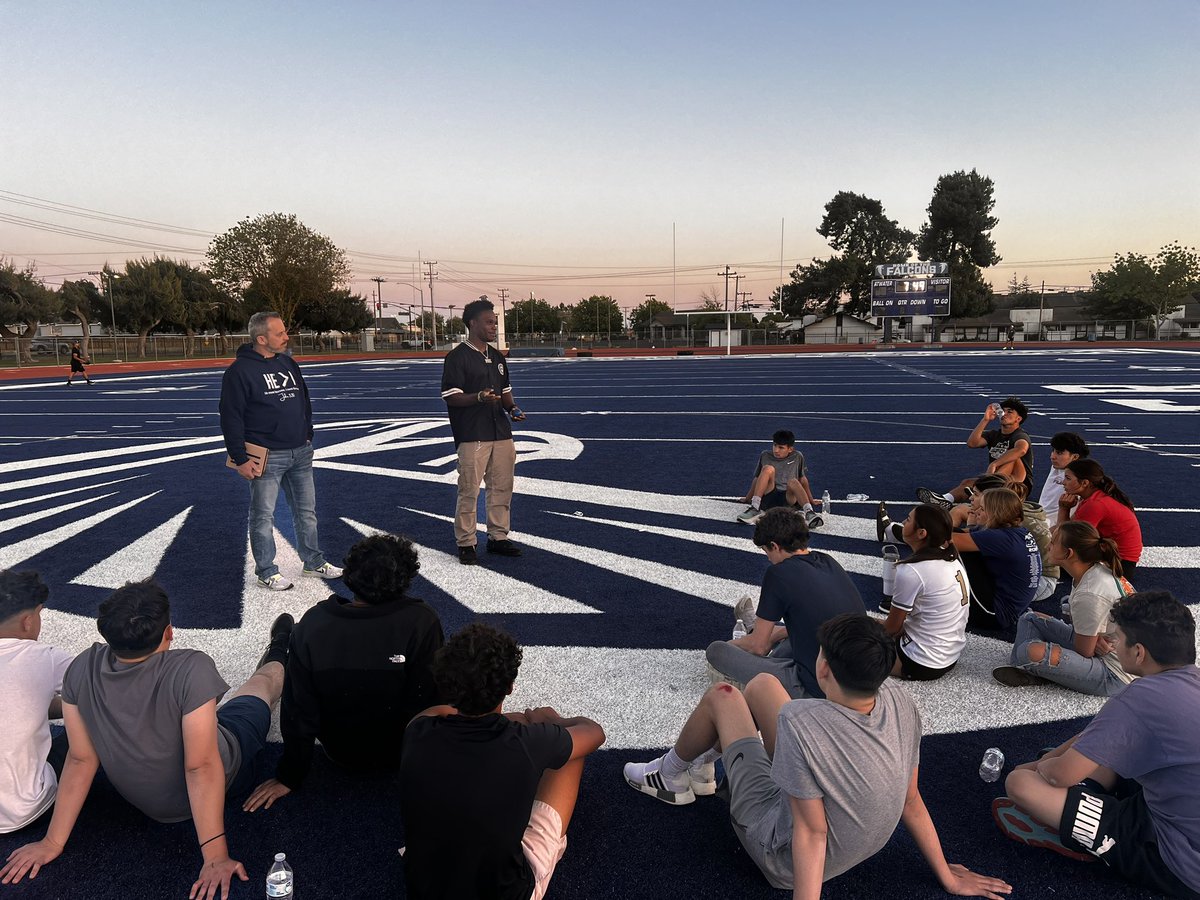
705 641 809 699
723 737 793 890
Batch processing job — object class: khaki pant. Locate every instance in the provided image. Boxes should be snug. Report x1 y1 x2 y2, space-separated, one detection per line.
455 439 516 547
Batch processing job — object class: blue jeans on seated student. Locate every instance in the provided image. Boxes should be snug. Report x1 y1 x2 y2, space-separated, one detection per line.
1009 612 1127 697
248 442 327 579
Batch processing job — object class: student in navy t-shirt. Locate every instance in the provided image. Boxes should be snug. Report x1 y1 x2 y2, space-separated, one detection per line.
995 591 1200 899
706 507 864 698
951 488 1040 631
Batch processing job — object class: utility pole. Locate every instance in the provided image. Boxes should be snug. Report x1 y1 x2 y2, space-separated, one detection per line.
1037 280 1045 341
643 293 657 343
718 265 737 312
737 290 752 310
424 261 438 348
371 277 387 342
497 287 509 350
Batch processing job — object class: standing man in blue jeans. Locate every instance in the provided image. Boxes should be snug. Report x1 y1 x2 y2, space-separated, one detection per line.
220 311 341 591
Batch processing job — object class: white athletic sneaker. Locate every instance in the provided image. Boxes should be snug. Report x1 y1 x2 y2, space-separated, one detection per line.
733 595 757 633
688 761 717 796
257 573 294 592
303 562 343 579
736 506 765 525
623 756 695 805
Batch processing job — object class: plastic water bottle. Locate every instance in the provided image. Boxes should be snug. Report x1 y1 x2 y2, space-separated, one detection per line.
266 853 293 898
821 490 832 517
979 748 1005 783
732 619 747 641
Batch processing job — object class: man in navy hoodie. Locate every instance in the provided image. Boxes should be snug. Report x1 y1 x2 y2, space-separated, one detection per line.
219 311 341 591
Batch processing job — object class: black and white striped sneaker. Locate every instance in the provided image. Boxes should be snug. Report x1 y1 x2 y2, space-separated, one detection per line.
623 757 696 805
916 487 954 511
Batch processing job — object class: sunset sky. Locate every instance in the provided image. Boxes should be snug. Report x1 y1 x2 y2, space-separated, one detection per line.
2 0 1197 317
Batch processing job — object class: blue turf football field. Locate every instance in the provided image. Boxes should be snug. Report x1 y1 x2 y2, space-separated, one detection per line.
0 347 1197 898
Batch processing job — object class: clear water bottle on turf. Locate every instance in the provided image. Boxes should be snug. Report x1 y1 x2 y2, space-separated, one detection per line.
266 853 293 898
821 490 832 517
979 748 1005 783
732 619 747 641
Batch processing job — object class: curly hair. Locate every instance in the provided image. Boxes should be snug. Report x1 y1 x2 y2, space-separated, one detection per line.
752 507 809 553
341 533 420 605
433 622 523 716
98 579 171 658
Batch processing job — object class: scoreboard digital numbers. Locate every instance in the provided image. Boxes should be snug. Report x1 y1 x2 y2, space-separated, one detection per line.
871 262 951 317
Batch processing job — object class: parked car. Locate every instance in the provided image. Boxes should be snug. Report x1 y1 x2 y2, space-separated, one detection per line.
30 339 73 355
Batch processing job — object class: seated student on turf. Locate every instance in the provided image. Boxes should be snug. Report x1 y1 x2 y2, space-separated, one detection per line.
992 521 1135 696
0 580 292 898
736 429 823 528
957 474 1058 605
399 622 605 900
917 397 1035 508
874 504 970 681
994 591 1200 899
1038 432 1089 512
950 488 1041 632
1058 458 1143 577
244 533 444 812
707 507 864 699
626 615 1012 898
0 570 75 835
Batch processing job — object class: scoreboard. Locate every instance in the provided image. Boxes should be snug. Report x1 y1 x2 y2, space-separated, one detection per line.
871 262 951 317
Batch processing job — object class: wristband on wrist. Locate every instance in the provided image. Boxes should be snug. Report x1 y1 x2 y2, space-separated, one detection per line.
199 832 224 849
477 391 484 403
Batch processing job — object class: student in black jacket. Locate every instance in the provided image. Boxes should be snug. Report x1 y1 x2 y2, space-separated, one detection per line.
242 533 444 811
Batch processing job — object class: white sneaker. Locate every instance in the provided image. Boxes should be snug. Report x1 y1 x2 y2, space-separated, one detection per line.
257 573 294 591
623 757 695 805
303 563 343 579
736 506 764 525
688 761 717 796
733 595 757 633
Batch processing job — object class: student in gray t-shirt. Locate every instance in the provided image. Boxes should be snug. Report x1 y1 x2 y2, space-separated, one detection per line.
737 429 825 528
0 580 293 900
624 615 1010 897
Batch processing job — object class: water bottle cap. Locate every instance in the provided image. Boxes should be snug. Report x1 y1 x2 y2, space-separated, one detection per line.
275 853 286 861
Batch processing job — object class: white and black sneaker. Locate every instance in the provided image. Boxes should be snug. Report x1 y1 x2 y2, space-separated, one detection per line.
805 510 824 529
736 506 765 525
915 487 954 511
623 756 695 805
733 595 757 633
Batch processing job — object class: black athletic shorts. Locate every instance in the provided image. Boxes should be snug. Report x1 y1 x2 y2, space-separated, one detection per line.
1061 779 1200 898
895 642 954 681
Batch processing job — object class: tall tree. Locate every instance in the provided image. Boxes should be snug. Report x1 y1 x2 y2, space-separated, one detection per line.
113 257 184 358
59 278 103 358
0 261 59 364
505 297 560 336
297 288 373 339
817 191 914 316
916 169 1001 319
567 295 622 336
776 256 854 318
1086 242 1200 335
1006 273 1039 309
630 297 672 329
207 213 350 329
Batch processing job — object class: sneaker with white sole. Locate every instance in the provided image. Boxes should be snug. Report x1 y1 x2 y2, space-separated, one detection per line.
736 506 764 525
688 761 717 796
733 595 757 633
805 511 824 529
257 573 294 592
303 562 343 579
623 756 695 805
915 487 954 511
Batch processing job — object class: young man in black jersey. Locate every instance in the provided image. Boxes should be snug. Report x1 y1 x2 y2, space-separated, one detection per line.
440 299 527 565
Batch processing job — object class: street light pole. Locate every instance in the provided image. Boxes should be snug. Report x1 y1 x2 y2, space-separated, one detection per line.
89 270 121 362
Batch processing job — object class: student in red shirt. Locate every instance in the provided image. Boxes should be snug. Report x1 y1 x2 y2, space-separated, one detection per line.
1057 459 1142 576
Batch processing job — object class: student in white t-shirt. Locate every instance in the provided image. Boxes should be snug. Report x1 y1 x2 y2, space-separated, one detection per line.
1037 432 1088 512
881 505 971 680
0 570 74 834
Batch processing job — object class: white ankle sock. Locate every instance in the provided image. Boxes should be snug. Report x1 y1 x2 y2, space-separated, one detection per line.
661 748 691 783
693 747 721 766
942 492 955 502
750 496 762 510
